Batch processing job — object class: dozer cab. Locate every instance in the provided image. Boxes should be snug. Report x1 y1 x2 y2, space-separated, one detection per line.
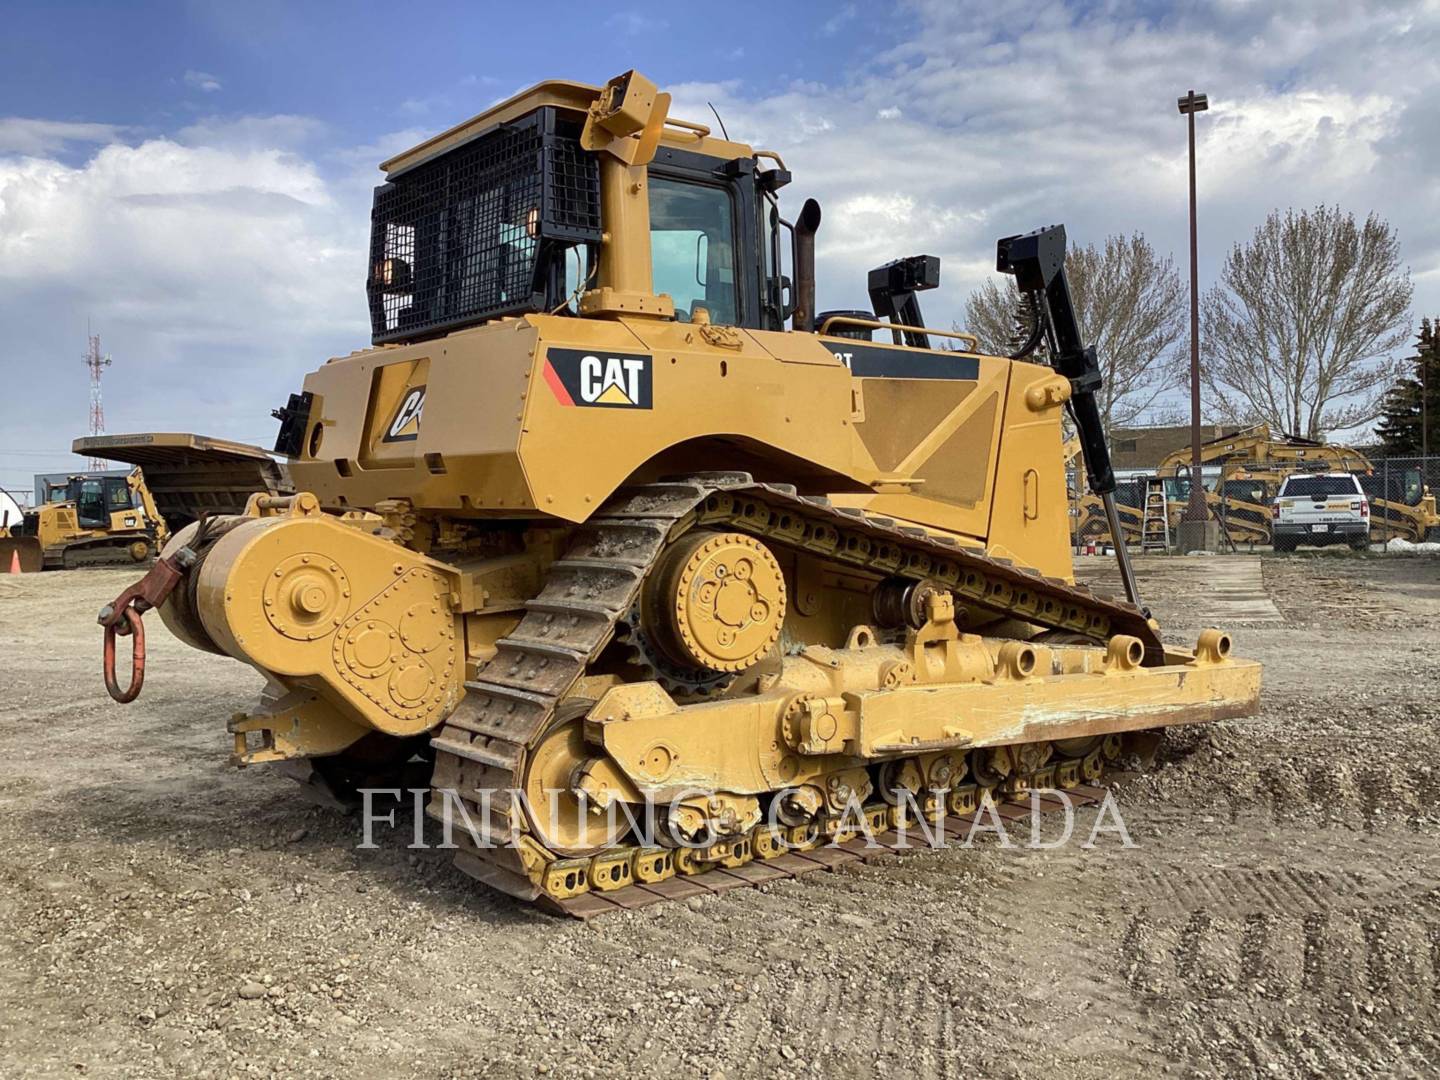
100 71 1260 915
2 467 168 570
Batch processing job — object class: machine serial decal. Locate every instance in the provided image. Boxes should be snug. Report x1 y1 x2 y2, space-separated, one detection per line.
544 349 653 409
825 343 980 380
383 386 426 442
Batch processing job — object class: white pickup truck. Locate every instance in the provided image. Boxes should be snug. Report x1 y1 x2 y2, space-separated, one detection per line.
1271 472 1370 551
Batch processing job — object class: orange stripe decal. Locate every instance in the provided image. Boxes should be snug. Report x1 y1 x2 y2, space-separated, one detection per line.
542 359 574 406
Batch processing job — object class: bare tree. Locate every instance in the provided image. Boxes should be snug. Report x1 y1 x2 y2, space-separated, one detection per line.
962 233 1186 434
1199 206 1413 440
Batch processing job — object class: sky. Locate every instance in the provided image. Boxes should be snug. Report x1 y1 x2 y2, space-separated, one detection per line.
1 0 1438 498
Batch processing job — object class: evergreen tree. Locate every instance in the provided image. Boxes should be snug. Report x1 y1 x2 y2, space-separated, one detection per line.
1376 319 1440 455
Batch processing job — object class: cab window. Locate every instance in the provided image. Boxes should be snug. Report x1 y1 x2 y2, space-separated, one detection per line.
758 191 783 330
1221 479 1269 504
75 478 107 527
649 177 736 325
106 477 133 511
1403 467 1422 505
1280 475 1360 498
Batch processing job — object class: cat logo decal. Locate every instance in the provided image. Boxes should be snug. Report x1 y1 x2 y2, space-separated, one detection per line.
383 385 426 442
543 350 652 409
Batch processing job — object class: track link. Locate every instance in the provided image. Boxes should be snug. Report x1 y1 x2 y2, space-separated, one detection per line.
426 474 1158 911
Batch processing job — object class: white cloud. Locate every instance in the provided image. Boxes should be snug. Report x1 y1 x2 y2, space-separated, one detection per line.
0 118 125 156
606 11 663 36
0 128 366 460
176 114 328 151
671 0 1440 432
184 69 223 93
3 0 1439 475
822 4 858 36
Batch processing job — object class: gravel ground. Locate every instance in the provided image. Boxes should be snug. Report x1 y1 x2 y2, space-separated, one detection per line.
1 553 1438 1079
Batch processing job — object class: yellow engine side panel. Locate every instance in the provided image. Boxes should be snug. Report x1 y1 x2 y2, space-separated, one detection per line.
822 341 1073 581
285 314 1075 582
515 317 871 520
289 319 538 513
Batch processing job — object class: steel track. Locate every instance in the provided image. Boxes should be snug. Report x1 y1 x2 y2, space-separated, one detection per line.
425 473 1157 912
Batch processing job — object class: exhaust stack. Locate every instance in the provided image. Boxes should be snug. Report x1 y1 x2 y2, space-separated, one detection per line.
793 198 822 332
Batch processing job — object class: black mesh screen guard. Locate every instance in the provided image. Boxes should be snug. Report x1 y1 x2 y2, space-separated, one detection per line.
367 107 600 344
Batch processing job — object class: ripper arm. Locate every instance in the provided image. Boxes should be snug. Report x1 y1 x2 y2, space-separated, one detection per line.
997 225 1142 608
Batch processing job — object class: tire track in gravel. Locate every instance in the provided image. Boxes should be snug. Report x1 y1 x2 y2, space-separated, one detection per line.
1103 818 1440 1077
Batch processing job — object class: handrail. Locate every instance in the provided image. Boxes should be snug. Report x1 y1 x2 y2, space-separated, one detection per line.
754 148 788 170
817 314 980 351
663 118 711 140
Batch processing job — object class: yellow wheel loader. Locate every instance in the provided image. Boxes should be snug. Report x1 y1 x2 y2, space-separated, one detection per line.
101 71 1260 915
1 468 168 570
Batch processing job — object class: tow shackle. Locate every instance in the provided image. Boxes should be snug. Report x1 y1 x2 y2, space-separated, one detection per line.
102 606 147 703
97 543 198 705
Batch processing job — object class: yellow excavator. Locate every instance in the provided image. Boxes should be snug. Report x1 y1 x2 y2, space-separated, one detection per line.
1074 425 1439 546
0 467 169 570
1154 427 1365 546
99 71 1261 916
1066 438 1146 547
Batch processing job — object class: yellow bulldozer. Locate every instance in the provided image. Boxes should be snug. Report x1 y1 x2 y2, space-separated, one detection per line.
100 71 1260 916
72 431 296 529
0 467 169 571
2 433 297 572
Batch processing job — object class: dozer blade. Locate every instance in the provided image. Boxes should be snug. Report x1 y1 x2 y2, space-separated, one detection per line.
0 536 44 573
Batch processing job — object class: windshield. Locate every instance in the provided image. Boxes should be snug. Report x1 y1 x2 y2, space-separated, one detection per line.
1357 468 1421 505
649 177 737 325
1281 475 1360 498
106 477 133 510
1163 477 1191 502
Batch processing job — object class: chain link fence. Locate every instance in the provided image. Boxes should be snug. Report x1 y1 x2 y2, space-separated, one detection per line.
1069 454 1440 552
1338 454 1438 548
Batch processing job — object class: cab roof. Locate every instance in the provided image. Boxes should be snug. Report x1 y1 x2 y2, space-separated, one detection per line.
379 78 754 178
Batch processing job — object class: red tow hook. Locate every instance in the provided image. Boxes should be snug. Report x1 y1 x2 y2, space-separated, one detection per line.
98 546 197 704
102 606 147 703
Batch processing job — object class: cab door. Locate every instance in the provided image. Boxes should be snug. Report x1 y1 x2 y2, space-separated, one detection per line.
73 478 108 529
105 476 138 528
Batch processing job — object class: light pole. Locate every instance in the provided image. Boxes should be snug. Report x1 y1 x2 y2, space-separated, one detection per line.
1422 348 1428 459
1177 89 1209 523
